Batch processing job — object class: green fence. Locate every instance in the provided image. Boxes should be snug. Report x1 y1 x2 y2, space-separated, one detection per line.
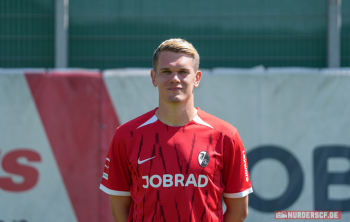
342 0 350 67
0 0 54 68
1 0 349 69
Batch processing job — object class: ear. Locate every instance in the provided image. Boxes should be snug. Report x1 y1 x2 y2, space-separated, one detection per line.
151 70 157 87
194 70 202 88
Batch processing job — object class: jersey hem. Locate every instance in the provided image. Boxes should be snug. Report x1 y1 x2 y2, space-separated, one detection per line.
223 187 253 198
99 184 131 196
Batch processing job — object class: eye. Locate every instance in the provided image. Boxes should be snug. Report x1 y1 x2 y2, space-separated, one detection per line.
161 70 171 74
180 70 189 74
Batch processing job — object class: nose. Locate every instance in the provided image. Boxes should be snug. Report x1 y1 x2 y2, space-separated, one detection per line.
170 72 180 83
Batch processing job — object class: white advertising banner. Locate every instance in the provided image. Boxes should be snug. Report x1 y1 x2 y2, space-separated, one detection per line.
0 69 117 222
0 70 77 222
103 68 350 222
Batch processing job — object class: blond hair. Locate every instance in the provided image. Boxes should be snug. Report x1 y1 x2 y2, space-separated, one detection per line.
152 38 200 71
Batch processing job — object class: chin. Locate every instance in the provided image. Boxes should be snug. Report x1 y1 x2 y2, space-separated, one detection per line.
165 95 185 103
167 98 182 103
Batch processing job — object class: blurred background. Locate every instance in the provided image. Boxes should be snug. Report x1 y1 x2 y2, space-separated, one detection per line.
0 0 349 68
1 0 350 222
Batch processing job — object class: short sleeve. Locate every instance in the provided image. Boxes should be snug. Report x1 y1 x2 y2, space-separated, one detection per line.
100 130 132 196
222 131 253 198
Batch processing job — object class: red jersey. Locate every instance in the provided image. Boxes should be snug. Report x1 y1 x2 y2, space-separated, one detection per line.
100 108 253 222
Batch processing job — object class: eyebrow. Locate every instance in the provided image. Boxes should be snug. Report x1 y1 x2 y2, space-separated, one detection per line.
159 68 190 72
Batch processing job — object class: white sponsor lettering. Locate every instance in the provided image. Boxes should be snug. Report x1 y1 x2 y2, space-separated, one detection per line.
163 174 173 187
150 175 162 188
198 175 208 187
185 174 197 187
175 174 184 187
243 151 249 182
142 174 208 188
142 175 149 188
103 172 108 180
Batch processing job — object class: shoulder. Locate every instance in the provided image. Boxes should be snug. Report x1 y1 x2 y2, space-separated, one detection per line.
197 108 238 138
114 108 156 137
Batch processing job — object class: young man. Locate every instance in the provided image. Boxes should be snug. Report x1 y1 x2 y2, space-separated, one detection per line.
100 39 253 222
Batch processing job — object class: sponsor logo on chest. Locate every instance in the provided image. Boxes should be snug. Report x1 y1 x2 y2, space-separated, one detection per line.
139 150 211 188
142 174 208 188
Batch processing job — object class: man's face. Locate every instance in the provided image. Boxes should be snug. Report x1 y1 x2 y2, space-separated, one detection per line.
151 51 201 104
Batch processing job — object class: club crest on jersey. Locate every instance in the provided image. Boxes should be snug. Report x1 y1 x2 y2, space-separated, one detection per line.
198 151 209 167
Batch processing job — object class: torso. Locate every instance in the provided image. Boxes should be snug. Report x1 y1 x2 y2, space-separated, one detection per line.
126 109 225 222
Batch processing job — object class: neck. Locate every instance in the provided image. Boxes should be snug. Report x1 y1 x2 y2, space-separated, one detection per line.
155 99 197 127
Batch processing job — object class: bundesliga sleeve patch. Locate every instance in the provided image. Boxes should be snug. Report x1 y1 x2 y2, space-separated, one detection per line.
103 157 110 180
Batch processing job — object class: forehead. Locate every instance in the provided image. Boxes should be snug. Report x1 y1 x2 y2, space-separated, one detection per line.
157 51 194 70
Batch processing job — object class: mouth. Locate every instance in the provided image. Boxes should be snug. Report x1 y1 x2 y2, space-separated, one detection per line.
167 87 182 91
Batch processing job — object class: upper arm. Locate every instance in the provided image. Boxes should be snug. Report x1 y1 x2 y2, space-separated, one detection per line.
223 195 249 222
109 195 132 222
100 131 132 195
222 131 253 197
